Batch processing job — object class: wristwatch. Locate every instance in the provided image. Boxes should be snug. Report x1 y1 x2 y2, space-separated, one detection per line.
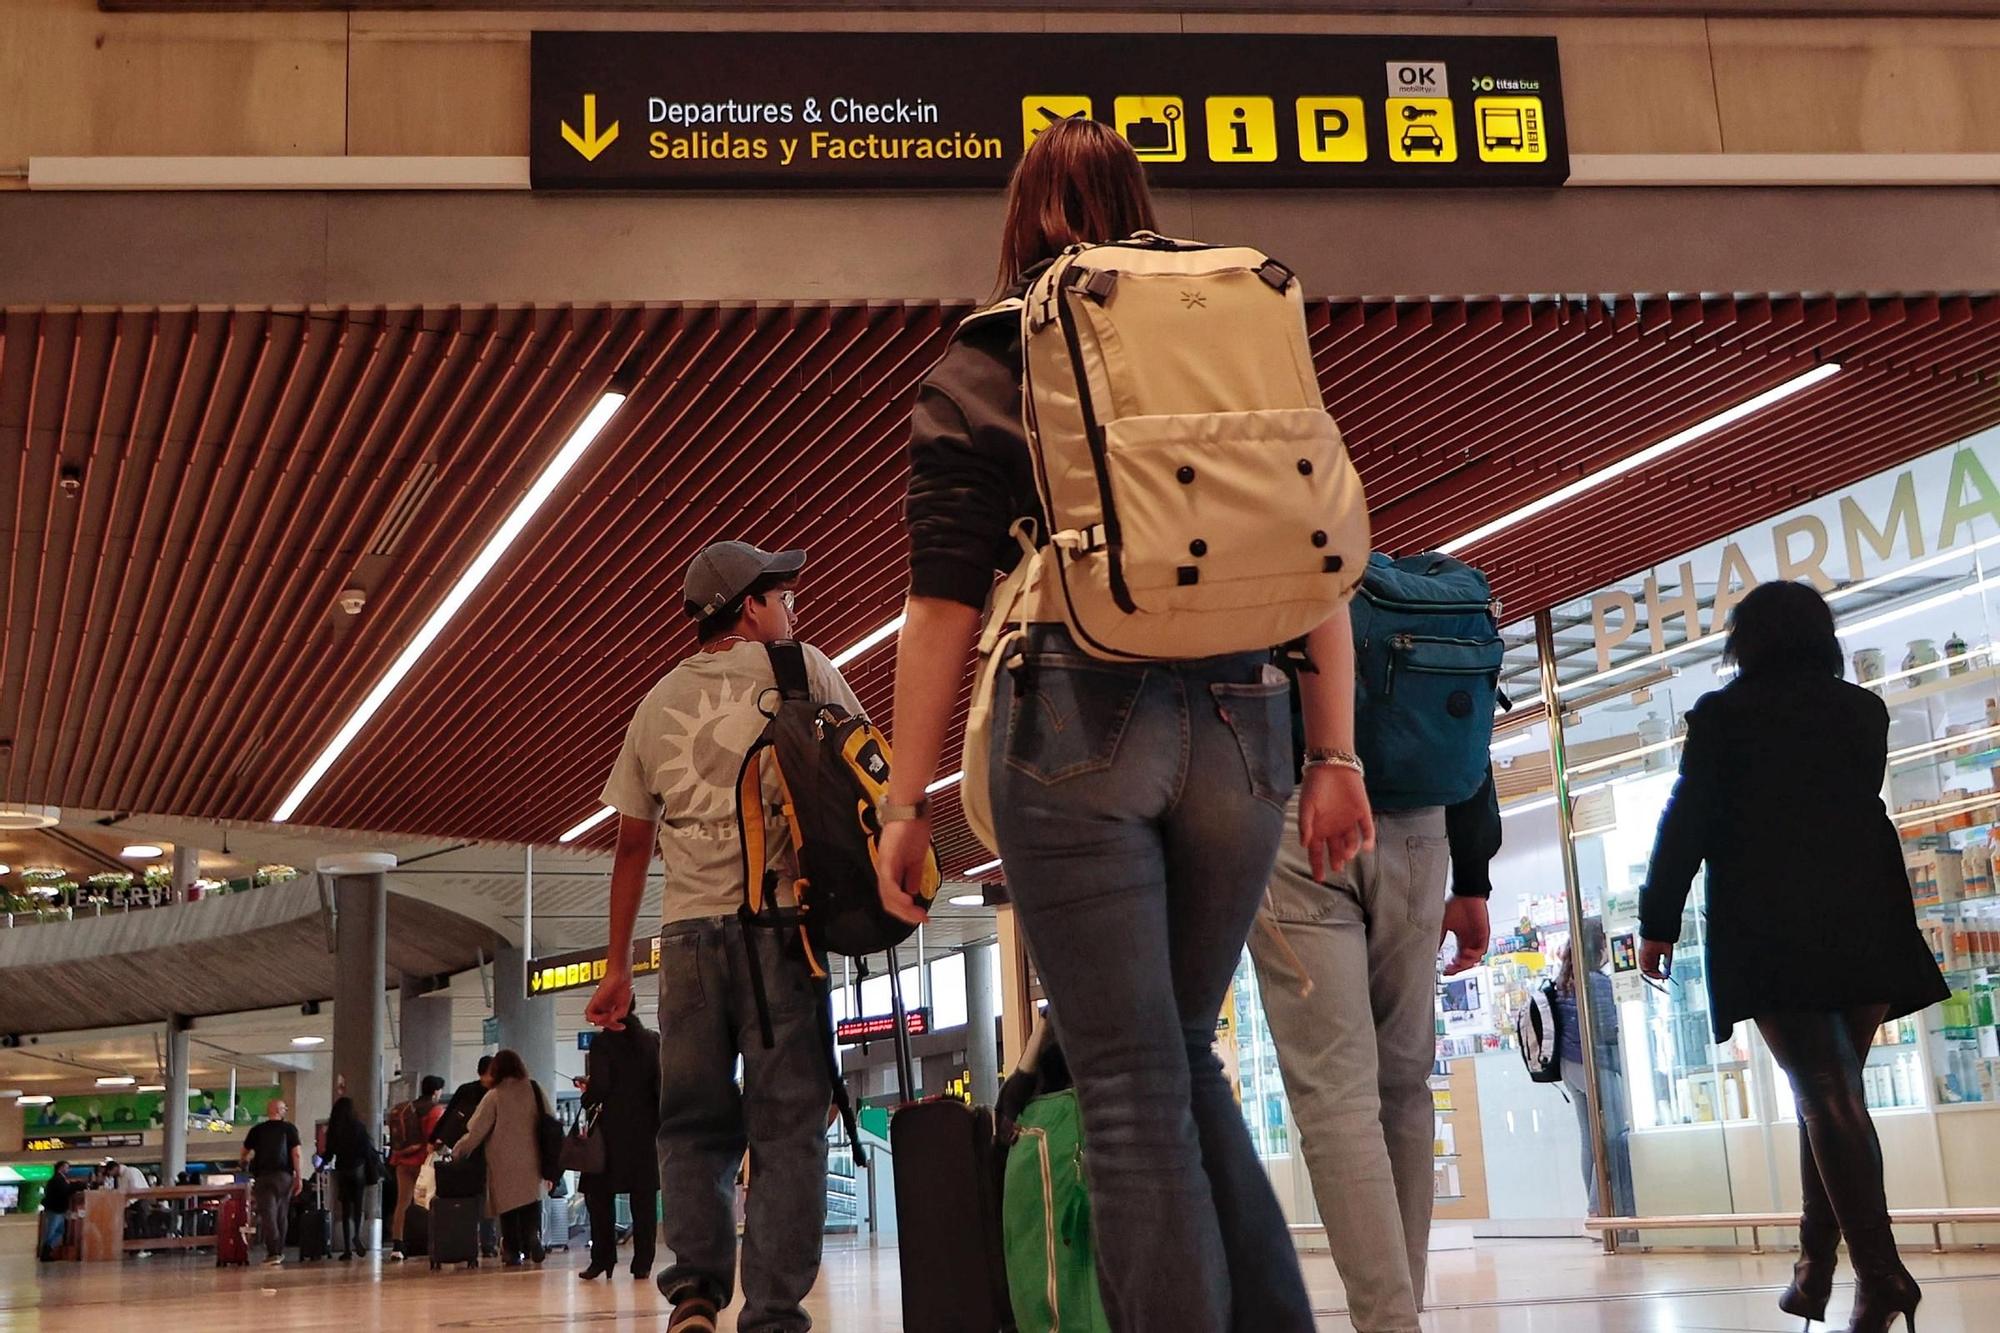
1303 747 1365 778
877 795 932 824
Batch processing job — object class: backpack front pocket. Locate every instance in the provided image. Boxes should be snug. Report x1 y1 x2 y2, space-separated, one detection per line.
1101 407 1361 614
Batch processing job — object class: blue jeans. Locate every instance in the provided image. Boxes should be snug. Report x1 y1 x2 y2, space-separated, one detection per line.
655 916 829 1332
40 1209 66 1257
991 626 1315 1333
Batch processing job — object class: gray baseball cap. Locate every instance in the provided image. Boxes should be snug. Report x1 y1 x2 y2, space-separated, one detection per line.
683 540 807 620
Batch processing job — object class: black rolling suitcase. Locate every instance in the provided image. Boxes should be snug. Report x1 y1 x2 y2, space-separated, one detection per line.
401 1198 430 1258
295 1174 334 1262
428 1194 482 1270
886 949 1016 1333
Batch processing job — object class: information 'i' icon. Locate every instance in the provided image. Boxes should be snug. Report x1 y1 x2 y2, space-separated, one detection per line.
1203 97 1277 163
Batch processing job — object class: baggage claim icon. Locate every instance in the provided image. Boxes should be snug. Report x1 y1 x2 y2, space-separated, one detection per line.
1115 96 1187 163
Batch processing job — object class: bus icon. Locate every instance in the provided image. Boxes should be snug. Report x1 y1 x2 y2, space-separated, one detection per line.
1474 96 1547 163
1479 105 1524 150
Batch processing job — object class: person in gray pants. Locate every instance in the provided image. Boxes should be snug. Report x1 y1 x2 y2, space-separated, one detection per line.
1251 751 1499 1333
239 1100 302 1266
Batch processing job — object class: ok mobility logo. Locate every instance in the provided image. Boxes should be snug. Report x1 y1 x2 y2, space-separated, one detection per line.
562 94 620 161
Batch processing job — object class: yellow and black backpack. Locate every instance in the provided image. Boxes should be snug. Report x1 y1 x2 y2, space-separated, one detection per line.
735 640 940 1150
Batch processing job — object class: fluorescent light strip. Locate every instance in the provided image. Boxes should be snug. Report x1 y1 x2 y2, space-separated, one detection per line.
276 391 628 822
1501 795 1558 819
1568 734 1684 777
926 772 964 795
963 858 1002 877
1838 570 2000 640
1490 730 1542 756
1890 722 2000 767
559 806 618 844
1895 790 2000 829
1862 647 1981 693
830 614 906 669
1438 364 1840 557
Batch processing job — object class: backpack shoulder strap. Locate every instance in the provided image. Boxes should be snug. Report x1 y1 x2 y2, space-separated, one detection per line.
766 640 812 702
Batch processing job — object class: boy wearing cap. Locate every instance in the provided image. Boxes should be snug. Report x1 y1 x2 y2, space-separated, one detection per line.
586 540 863 1333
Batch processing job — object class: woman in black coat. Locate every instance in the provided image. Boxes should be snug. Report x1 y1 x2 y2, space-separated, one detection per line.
577 1002 661 1281
322 1096 377 1260
1640 580 1947 1333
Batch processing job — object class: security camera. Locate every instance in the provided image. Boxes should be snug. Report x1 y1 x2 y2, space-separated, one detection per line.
337 588 367 616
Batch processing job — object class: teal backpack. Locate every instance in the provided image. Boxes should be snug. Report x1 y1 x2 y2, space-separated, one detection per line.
1349 552 1504 810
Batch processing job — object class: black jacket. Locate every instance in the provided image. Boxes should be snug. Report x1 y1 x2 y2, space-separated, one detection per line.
581 1016 663 1196
430 1079 488 1149
324 1116 375 1178
1640 668 1949 1040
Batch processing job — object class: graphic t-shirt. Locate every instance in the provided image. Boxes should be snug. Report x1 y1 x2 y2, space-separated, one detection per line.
600 641 865 925
244 1119 301 1176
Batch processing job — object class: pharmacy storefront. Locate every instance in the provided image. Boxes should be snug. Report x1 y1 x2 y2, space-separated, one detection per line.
1233 426 2000 1250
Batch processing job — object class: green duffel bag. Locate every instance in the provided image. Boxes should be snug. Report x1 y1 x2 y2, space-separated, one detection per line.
1002 1088 1110 1333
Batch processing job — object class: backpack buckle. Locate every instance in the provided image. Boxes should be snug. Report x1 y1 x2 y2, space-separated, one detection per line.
1255 258 1295 292
1066 266 1118 303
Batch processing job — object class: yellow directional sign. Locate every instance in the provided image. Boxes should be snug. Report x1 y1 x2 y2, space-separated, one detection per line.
1296 97 1368 163
561 93 620 162
1387 97 1457 163
1475 96 1549 163
1022 95 1093 149
1204 96 1277 163
1114 96 1186 163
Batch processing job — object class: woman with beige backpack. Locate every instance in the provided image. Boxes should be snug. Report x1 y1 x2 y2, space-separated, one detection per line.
874 117 1373 1333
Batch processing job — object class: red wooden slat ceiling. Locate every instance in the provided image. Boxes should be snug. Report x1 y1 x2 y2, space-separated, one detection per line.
5 294 2000 874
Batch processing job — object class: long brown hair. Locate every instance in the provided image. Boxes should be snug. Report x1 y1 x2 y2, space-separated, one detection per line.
486 1048 528 1082
998 118 1159 291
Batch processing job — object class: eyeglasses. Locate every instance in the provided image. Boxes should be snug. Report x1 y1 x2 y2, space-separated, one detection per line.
770 589 797 614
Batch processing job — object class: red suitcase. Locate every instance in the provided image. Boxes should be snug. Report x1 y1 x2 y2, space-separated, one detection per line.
215 1192 252 1267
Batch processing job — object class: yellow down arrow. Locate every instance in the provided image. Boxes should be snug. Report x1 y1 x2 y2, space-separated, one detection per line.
561 94 620 162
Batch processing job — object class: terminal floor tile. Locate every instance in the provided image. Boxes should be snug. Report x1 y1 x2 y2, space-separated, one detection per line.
4 1222 1996 1330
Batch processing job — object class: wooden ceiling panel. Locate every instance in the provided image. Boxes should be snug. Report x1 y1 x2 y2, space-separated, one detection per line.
5 293 1999 868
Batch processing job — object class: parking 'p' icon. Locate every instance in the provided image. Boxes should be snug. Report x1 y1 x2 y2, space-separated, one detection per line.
1204 96 1277 163
1296 97 1367 163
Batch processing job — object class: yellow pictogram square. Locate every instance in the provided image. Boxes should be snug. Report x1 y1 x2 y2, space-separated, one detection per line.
1474 96 1548 163
1022 96 1093 149
1204 96 1277 163
1114 96 1187 163
1295 97 1368 163
1387 98 1457 164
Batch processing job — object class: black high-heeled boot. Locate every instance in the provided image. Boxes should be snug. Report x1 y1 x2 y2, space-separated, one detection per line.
1845 1266 1920 1333
1781 1170 1840 1324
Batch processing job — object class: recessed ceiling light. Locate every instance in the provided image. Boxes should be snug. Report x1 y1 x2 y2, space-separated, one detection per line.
947 892 984 907
137 1085 165 1093
273 389 629 823
95 1076 136 1087
0 864 10 876
121 844 165 859
0 804 60 831
18 1094 53 1106
291 1035 325 1047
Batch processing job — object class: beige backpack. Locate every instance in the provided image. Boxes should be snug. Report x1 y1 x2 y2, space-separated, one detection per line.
1018 233 1369 661
959 235 1369 850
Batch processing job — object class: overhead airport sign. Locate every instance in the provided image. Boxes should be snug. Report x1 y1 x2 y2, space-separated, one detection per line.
836 1009 932 1045
23 1132 145 1152
528 936 661 998
531 32 1566 190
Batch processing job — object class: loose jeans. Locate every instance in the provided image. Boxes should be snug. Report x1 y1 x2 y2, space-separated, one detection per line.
251 1170 293 1261
656 916 829 1332
1249 798 1448 1333
990 626 1315 1333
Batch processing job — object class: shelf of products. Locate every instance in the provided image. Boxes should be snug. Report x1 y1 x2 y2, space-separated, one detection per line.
1431 1072 1463 1202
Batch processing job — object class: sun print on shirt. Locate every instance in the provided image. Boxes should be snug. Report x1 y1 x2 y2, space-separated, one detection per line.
648 672 772 826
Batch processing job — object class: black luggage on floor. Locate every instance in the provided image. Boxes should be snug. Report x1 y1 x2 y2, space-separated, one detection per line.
884 949 1016 1332
428 1195 482 1269
401 1200 430 1258
295 1205 333 1262
432 1150 485 1201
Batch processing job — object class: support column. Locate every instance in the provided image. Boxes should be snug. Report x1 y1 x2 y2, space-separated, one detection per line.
319 853 396 1135
965 943 1000 1106
162 1018 190 1183
170 845 199 906
494 942 556 1093
397 972 453 1103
